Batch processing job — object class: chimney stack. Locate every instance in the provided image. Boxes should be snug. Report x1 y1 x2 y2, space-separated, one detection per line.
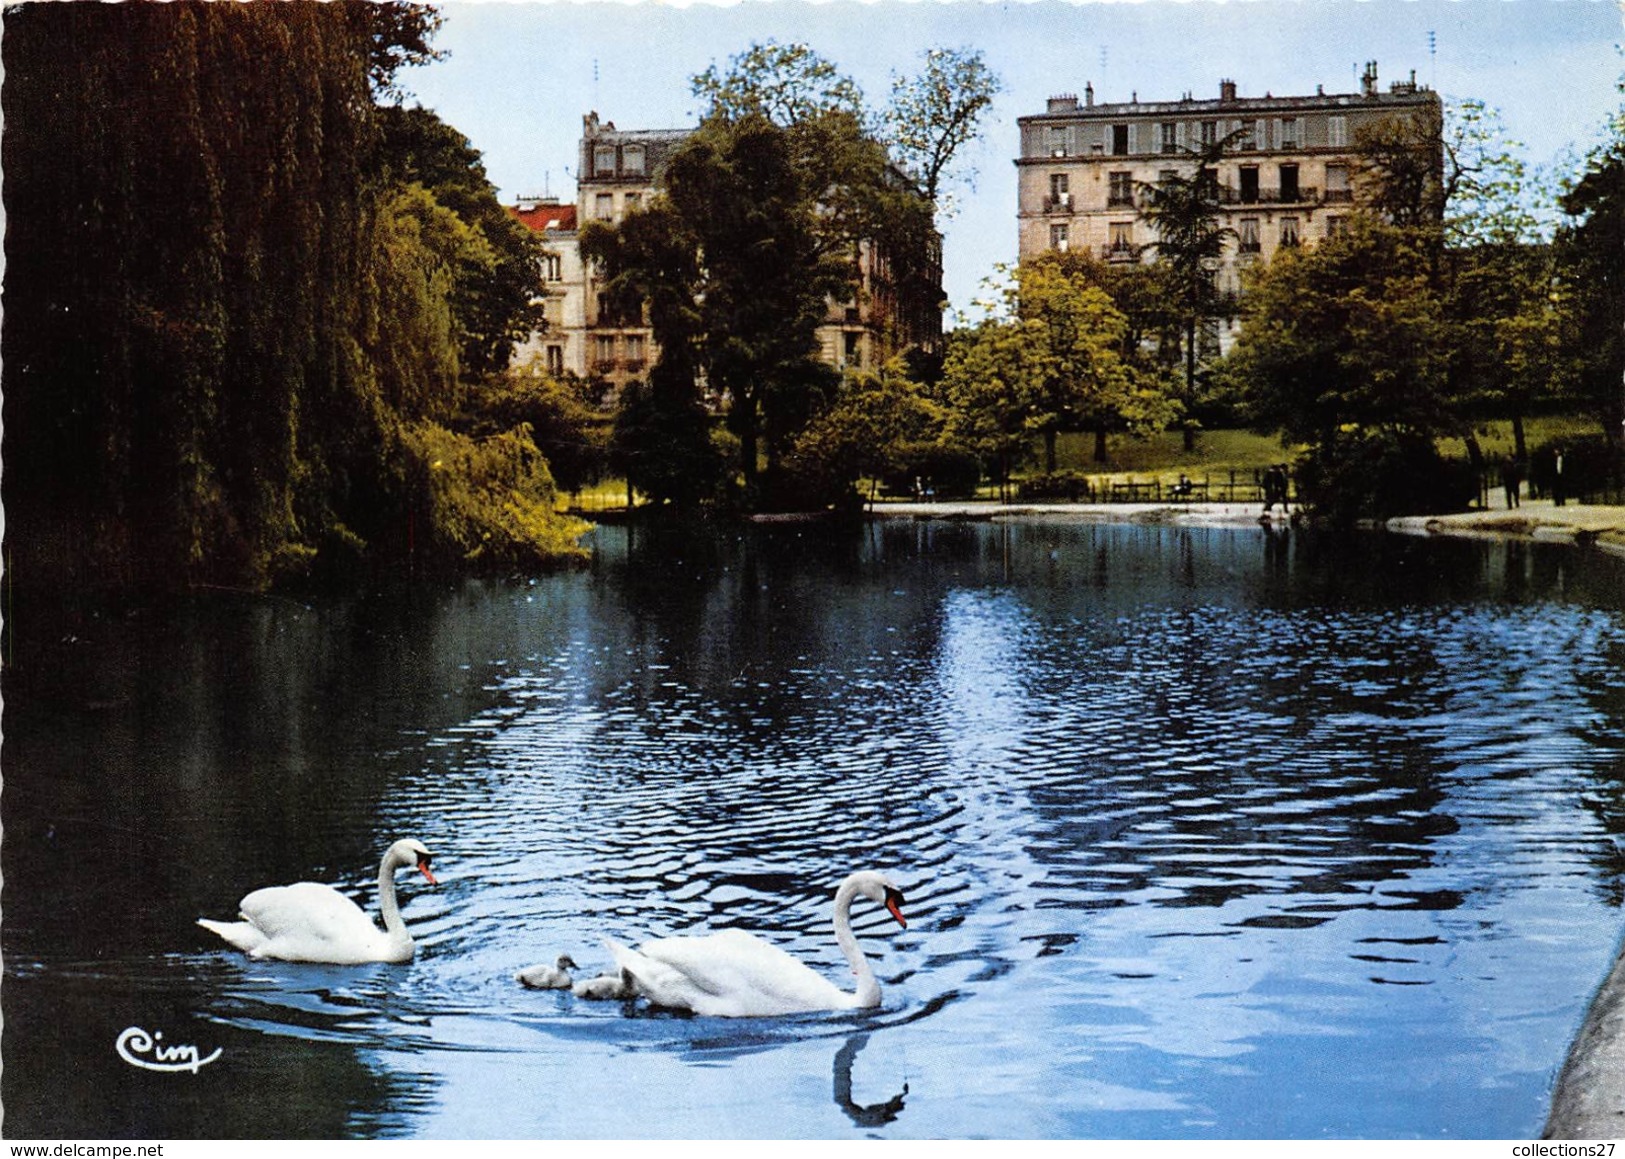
1361 61 1379 97
1085 82 1094 107
1219 78 1237 102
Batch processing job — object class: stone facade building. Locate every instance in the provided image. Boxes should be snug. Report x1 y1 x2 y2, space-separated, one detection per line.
1016 62 1442 308
510 112 943 403
507 197 585 379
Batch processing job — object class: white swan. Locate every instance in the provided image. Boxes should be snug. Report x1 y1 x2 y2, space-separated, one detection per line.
572 967 635 1001
516 954 577 990
605 870 907 1017
197 839 437 964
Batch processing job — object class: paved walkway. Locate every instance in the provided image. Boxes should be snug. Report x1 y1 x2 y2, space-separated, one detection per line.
869 497 1625 559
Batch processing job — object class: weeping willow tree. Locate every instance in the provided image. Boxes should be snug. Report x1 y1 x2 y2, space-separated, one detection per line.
2 1 583 595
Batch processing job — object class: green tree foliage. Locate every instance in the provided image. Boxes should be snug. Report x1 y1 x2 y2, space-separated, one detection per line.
1013 259 1155 472
942 261 1168 482
784 360 946 506
693 41 866 127
1554 102 1625 450
1138 131 1240 450
2 2 584 594
940 319 1044 498
882 47 1001 215
1228 218 1468 520
358 2 446 102
374 105 546 378
1233 219 1450 445
467 367 612 497
585 46 938 508
1354 107 1447 231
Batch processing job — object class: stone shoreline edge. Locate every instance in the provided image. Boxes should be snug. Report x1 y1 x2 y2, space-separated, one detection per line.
858 499 1625 561
864 498 1625 1138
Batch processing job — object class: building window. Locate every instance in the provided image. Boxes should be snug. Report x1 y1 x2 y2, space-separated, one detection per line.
1201 120 1217 146
546 345 564 376
1108 171 1134 207
1239 166 1259 204
1049 172 1070 210
1048 126 1070 157
1279 117 1298 149
1326 215 1349 238
594 145 616 176
1111 124 1130 155
624 192 643 214
1279 163 1300 202
623 145 645 176
595 335 616 365
542 253 563 282
844 331 861 368
1050 223 1069 252
1160 122 1178 153
1239 218 1261 253
625 334 645 367
1280 217 1301 248
1325 163 1351 202
1108 222 1135 259
1240 120 1256 150
1327 116 1348 148
594 192 614 220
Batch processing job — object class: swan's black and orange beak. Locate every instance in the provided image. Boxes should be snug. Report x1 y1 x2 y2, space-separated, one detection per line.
418 857 438 886
884 886 907 929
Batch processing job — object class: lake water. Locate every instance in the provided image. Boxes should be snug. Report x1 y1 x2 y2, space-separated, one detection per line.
5 518 1625 1139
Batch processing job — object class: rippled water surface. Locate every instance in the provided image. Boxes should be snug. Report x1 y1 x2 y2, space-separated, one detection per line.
7 520 1625 1139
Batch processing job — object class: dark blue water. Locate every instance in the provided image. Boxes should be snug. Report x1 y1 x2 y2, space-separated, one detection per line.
6 520 1625 1138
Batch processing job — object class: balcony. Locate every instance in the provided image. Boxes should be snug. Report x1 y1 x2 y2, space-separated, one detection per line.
1106 193 1137 209
1101 242 1141 264
1044 194 1074 214
1218 185 1322 207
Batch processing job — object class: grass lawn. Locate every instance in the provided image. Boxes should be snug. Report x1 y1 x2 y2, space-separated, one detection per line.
560 416 1610 509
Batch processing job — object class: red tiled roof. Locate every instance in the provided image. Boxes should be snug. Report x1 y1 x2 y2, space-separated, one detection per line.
508 202 578 233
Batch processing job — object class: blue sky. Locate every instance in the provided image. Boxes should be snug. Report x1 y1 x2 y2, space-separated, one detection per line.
406 0 1624 320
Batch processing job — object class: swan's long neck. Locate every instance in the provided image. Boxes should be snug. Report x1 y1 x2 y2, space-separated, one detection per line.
834 876 881 1007
377 852 409 945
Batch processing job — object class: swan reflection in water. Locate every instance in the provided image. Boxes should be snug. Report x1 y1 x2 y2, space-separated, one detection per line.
833 1033 907 1128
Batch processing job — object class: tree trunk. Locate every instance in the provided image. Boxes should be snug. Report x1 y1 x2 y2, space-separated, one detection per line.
1512 414 1528 461
1183 318 1198 452
1094 425 1108 464
1044 428 1058 474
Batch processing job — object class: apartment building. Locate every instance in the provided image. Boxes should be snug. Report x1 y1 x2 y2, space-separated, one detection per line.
1016 62 1442 303
511 112 943 404
507 197 586 379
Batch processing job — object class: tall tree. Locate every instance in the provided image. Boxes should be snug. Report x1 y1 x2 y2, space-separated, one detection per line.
1233 219 1450 446
374 105 546 378
692 41 865 127
1554 103 1625 453
585 47 936 504
941 261 1168 482
882 47 1001 215
1138 132 1239 450
2 2 583 593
